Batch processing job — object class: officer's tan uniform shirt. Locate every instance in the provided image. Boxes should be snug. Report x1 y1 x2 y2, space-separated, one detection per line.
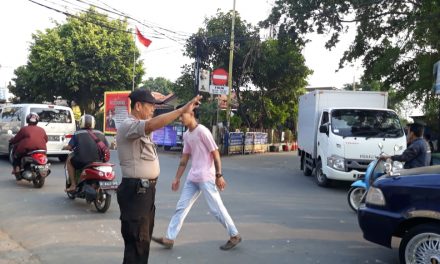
116 115 160 179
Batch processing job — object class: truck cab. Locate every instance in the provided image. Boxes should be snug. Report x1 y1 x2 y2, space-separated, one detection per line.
297 90 406 187
314 108 406 186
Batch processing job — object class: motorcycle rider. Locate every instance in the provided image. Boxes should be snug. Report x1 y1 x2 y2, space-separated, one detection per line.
64 114 109 192
9 112 48 176
381 122 431 169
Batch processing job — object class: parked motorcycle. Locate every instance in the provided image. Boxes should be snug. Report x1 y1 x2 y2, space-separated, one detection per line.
65 160 118 213
347 143 402 212
14 149 51 188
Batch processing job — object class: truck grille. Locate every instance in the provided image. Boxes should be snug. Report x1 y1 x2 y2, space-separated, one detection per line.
345 159 372 172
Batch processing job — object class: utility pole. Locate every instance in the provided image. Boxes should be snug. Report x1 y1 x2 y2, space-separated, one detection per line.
194 37 201 96
132 28 136 91
226 0 236 128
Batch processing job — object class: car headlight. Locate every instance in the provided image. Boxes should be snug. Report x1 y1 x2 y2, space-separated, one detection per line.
365 187 386 206
327 155 345 171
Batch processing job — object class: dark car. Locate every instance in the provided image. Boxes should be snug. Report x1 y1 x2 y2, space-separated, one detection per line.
357 165 440 264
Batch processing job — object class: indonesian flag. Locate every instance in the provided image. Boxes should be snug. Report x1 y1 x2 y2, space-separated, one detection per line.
135 26 152 47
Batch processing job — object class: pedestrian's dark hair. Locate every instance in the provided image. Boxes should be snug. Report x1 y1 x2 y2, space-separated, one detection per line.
176 103 199 119
409 123 424 137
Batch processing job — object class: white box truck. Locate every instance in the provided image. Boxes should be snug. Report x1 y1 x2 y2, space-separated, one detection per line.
297 90 406 187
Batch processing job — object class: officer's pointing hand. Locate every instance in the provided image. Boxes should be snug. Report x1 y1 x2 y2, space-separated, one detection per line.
181 95 202 114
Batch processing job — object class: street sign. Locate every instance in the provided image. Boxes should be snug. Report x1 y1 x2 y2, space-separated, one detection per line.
210 85 229 95
199 69 210 93
212 68 228 86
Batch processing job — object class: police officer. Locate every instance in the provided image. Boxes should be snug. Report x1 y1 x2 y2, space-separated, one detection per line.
381 122 431 169
116 88 201 263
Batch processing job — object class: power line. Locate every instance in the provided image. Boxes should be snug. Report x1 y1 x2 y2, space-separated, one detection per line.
72 0 189 42
28 0 188 43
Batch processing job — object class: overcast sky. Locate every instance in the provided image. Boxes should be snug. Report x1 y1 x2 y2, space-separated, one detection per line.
0 0 360 90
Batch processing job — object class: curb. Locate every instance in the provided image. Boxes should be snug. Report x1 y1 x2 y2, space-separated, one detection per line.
0 229 41 264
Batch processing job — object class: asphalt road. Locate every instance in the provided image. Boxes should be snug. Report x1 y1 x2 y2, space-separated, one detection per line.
0 150 399 264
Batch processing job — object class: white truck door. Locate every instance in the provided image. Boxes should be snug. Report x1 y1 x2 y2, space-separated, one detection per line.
317 111 330 164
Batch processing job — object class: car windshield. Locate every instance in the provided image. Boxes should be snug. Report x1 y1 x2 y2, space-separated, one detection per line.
331 109 403 138
31 108 72 123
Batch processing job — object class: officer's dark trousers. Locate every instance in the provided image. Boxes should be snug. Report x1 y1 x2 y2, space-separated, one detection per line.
117 178 156 264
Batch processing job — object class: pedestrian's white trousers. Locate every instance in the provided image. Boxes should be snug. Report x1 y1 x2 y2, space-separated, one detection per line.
166 180 239 240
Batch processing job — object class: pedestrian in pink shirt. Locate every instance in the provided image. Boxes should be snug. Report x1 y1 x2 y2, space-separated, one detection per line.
152 105 241 250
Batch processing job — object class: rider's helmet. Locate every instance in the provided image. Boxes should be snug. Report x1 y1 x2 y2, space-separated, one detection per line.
26 112 40 125
79 114 95 129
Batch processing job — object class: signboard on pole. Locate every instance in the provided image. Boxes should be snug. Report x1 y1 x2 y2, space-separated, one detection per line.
212 68 228 86
104 91 131 134
198 69 210 93
210 85 229 95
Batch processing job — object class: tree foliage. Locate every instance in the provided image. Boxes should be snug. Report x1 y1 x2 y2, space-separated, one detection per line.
182 10 311 129
141 77 174 95
182 11 260 125
264 0 440 117
172 65 197 103
9 8 144 114
247 39 311 128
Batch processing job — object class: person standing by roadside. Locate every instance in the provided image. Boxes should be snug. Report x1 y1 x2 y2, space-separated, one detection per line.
152 105 242 251
116 89 202 264
71 100 81 129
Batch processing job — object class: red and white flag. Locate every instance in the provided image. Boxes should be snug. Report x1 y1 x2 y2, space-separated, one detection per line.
135 26 152 47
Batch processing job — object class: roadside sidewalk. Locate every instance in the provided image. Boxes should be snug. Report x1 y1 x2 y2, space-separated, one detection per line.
0 229 40 264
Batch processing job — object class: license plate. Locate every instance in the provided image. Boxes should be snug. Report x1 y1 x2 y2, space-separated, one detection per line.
99 180 119 190
36 165 49 170
48 135 60 141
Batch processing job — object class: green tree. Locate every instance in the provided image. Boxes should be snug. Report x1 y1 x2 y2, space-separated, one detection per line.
182 10 260 126
141 77 174 95
249 39 311 129
182 10 310 129
9 8 144 114
264 0 440 116
172 65 196 103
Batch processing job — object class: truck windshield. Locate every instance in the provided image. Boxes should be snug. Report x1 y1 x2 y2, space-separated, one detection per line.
331 109 404 138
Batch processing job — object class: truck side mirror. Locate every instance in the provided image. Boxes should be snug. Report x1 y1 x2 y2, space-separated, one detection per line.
319 124 329 134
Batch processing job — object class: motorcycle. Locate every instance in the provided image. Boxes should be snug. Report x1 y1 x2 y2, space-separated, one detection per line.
65 159 118 213
14 149 51 188
347 143 402 212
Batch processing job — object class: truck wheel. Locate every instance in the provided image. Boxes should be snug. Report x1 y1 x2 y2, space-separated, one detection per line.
399 224 440 264
314 159 330 187
164 146 171 151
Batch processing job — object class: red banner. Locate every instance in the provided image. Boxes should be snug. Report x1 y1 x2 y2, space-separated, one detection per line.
104 91 131 134
136 26 152 48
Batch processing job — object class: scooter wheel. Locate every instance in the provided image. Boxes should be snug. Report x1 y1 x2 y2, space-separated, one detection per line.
94 191 111 213
347 186 366 212
32 176 45 188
